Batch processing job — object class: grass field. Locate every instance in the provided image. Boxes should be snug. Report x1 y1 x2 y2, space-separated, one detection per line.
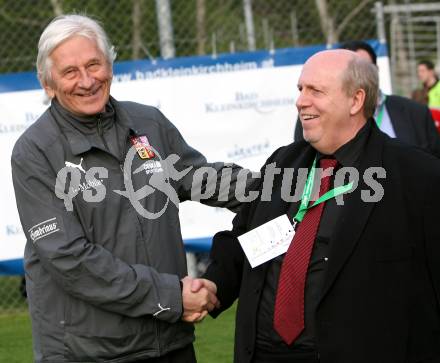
0 313 33 363
0 305 236 363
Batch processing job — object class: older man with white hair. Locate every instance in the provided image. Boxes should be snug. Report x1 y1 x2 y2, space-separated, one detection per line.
11 14 243 363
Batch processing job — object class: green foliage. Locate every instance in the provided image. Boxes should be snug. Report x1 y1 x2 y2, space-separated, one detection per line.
0 0 384 75
0 0 160 74
0 0 438 76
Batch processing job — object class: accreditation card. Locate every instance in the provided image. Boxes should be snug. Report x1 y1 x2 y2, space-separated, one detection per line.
238 214 295 268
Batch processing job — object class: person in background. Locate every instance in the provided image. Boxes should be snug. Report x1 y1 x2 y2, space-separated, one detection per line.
295 41 440 158
412 60 440 108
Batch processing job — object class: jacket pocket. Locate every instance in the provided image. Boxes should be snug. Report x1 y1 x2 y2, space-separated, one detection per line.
64 329 157 361
64 299 156 360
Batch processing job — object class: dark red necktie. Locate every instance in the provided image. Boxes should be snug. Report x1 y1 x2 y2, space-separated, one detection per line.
273 158 338 345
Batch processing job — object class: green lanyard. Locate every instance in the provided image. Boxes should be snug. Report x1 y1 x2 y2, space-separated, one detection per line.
293 157 354 225
375 95 387 128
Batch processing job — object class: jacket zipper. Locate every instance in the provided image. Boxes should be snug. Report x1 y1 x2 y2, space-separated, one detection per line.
118 136 153 264
97 114 110 150
118 136 161 352
96 118 146 254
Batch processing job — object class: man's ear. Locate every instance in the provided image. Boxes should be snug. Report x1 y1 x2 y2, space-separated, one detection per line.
41 77 55 99
350 88 366 116
43 84 55 99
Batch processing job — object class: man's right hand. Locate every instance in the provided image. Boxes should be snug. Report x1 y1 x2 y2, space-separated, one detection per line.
181 276 219 323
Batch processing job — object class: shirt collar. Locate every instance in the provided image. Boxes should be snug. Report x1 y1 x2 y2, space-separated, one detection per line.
428 78 439 91
377 89 387 108
316 119 371 167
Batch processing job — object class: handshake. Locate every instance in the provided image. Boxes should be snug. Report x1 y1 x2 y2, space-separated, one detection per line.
181 276 219 323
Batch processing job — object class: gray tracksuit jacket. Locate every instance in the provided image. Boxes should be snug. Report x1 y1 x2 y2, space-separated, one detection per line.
11 97 242 362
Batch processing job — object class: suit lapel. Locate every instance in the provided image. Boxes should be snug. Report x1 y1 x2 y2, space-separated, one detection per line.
318 125 385 305
386 96 415 144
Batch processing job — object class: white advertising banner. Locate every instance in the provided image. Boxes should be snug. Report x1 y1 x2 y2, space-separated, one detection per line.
0 41 391 274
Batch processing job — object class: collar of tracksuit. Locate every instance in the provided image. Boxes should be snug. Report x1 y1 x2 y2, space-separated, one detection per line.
51 97 116 136
50 97 126 156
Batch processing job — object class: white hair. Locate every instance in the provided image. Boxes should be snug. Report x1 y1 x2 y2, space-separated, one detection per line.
36 14 117 86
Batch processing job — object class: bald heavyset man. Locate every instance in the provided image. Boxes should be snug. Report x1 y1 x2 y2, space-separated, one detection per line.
194 50 440 363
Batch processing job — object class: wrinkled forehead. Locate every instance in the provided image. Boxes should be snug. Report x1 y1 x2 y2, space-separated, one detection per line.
54 35 101 54
49 36 107 67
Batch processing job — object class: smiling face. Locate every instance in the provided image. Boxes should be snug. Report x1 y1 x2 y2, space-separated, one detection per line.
296 50 366 154
43 35 112 116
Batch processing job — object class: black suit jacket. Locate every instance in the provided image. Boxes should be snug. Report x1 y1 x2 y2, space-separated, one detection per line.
205 123 440 363
294 95 440 158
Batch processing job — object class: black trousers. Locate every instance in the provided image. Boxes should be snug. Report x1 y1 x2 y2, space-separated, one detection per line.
132 344 196 363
